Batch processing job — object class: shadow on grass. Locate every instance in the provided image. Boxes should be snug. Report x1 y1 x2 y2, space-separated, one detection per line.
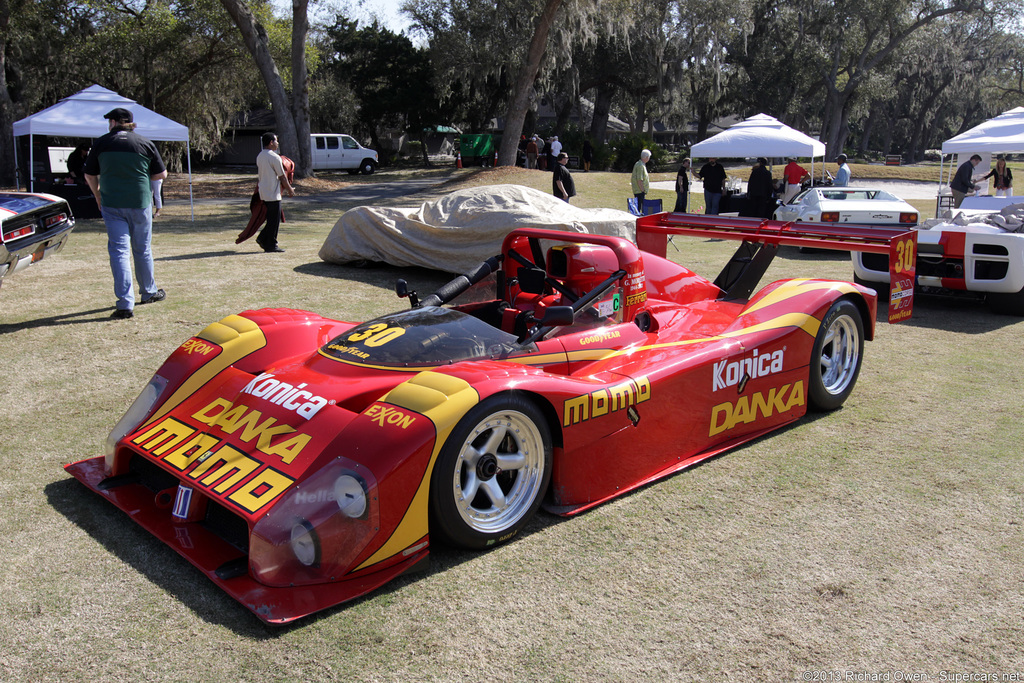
156 250 246 262
872 290 1020 333
46 474 566 635
0 306 116 334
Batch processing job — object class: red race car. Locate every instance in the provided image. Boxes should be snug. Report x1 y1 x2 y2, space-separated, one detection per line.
65 216 916 623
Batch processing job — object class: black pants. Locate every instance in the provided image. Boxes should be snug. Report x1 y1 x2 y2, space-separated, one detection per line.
258 200 281 250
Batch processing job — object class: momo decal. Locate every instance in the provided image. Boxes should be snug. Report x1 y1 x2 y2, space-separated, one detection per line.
709 381 805 436
240 373 330 419
130 415 294 513
563 375 651 427
366 403 417 429
713 348 784 393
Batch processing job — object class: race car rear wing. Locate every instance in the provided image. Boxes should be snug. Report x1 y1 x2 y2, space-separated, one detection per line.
635 213 917 323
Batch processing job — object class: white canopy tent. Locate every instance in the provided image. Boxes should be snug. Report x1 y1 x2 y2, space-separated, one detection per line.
939 107 1024 190
690 113 827 180
12 84 193 217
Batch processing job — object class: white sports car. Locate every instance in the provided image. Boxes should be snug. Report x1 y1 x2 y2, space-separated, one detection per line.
853 210 1024 315
774 187 919 227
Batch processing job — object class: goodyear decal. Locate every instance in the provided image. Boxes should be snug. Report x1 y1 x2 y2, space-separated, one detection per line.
563 375 651 427
366 403 417 429
579 330 622 346
130 413 295 514
709 381 805 436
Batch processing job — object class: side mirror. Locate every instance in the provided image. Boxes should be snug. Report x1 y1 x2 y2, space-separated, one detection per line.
395 279 419 308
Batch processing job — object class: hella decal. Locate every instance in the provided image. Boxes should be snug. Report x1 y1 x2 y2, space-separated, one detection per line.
563 376 651 427
713 348 784 393
366 403 417 429
709 381 805 436
240 373 330 419
130 415 295 513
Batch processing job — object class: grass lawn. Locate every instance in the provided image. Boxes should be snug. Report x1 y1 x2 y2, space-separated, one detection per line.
1 165 1022 681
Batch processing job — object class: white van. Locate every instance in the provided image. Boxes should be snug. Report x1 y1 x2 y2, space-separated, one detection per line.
310 134 378 174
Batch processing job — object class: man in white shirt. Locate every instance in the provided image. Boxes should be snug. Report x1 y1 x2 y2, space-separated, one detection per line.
550 136 562 158
255 132 295 253
834 154 851 186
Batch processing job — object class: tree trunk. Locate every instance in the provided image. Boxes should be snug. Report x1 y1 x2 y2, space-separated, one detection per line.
220 0 304 176
497 0 563 167
290 0 312 177
0 0 17 187
589 85 613 146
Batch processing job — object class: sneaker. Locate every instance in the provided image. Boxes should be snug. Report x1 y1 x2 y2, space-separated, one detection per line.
110 309 134 320
140 288 166 304
263 246 285 253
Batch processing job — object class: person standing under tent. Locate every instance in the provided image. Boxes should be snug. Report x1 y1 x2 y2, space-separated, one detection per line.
782 157 809 203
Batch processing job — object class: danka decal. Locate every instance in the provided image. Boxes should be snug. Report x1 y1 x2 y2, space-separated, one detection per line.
130 415 295 513
240 372 330 419
713 348 785 393
708 381 805 436
365 403 417 429
180 338 217 356
192 398 311 464
563 375 651 427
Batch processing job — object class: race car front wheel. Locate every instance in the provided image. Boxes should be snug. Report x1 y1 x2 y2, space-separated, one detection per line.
429 395 552 549
809 299 864 411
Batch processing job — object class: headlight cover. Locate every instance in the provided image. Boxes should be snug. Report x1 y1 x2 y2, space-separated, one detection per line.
105 374 169 468
250 456 379 587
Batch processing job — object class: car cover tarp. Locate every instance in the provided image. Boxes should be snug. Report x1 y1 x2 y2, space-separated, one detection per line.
319 184 638 273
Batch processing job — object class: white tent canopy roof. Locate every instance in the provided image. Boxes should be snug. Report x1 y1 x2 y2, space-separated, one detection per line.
941 108 1024 155
13 84 189 141
691 113 826 159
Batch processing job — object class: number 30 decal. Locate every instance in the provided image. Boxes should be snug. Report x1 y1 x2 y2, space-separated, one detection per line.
347 323 406 347
893 237 915 274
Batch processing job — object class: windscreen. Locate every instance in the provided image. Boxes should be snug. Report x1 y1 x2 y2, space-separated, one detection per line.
321 306 523 366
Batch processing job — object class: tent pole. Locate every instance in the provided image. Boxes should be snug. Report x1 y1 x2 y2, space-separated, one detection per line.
13 136 19 190
187 141 194 222
29 134 34 192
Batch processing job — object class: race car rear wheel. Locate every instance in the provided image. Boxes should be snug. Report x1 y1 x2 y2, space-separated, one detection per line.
429 395 552 549
809 299 864 411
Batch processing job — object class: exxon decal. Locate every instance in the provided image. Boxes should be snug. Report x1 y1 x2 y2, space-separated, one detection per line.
713 348 784 393
240 373 329 419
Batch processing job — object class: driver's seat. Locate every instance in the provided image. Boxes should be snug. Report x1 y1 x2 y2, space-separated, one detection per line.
545 244 620 304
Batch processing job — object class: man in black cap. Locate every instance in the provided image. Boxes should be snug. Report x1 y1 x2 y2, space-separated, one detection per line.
84 107 168 319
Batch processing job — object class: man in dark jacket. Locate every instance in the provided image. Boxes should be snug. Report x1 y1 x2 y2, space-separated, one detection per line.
950 154 982 208
746 158 775 218
552 152 576 203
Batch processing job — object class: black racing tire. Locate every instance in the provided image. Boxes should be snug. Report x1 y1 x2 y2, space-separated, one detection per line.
429 394 552 549
987 287 1024 316
808 299 865 411
359 159 377 175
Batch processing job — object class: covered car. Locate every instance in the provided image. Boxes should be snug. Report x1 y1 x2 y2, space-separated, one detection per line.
774 187 919 227
318 184 637 273
0 191 76 287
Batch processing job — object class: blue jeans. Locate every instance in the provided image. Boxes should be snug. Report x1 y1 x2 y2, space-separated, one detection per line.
103 205 157 311
704 191 722 215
